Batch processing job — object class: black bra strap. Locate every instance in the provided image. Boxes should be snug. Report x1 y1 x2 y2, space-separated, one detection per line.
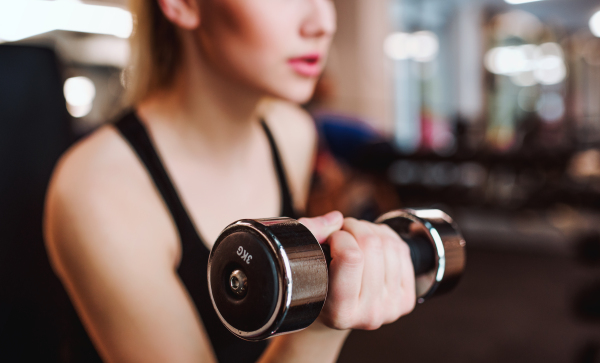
260 120 296 218
114 112 195 238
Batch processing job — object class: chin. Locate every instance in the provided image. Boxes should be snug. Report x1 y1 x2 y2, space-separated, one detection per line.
268 80 317 105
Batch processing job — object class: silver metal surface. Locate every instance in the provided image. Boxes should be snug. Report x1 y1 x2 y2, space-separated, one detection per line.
376 209 466 302
208 220 283 340
210 209 466 341
229 269 248 297
208 217 327 341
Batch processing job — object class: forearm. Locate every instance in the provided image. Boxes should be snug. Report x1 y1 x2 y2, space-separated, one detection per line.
258 321 350 363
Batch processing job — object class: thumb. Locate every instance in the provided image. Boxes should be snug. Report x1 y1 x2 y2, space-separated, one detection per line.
298 211 344 243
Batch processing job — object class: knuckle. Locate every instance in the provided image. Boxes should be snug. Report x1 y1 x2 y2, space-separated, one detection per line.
334 317 354 331
381 234 396 250
387 282 400 301
322 304 356 330
331 322 351 331
361 235 382 251
339 246 363 266
323 313 351 331
364 322 382 331
392 303 404 320
361 317 383 331
403 302 416 316
331 230 349 239
408 292 417 311
384 308 400 325
344 217 357 226
361 305 384 331
409 299 417 313
329 230 344 242
329 230 349 247
328 231 363 266
401 293 417 316
361 220 377 229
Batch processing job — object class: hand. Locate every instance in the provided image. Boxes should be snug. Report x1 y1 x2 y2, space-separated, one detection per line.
299 211 416 331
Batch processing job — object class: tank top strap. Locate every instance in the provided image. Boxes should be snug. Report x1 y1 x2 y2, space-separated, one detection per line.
114 111 269 362
260 120 297 219
114 112 298 240
114 111 200 246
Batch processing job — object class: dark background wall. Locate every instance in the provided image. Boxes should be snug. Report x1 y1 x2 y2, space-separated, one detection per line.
0 45 74 362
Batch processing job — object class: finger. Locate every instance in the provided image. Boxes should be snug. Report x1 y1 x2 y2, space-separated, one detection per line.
378 224 416 316
376 224 405 289
321 230 364 330
374 226 405 323
298 211 343 243
342 219 385 324
397 238 417 315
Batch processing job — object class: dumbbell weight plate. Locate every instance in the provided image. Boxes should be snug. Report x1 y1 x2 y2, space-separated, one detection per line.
208 218 328 341
376 209 466 303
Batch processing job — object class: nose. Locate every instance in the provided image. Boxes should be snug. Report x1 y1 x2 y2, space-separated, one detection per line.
301 0 337 39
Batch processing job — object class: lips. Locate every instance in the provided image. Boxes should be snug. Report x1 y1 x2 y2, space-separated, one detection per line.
288 54 322 77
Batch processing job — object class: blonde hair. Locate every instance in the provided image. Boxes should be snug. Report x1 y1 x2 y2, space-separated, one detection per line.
126 0 182 105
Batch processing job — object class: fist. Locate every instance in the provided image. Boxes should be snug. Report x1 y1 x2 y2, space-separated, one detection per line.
299 211 416 331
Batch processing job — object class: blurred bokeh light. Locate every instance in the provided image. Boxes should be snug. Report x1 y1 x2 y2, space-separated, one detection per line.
0 0 132 42
64 76 96 118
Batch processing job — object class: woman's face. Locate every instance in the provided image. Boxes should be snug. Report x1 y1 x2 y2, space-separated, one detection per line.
196 0 336 104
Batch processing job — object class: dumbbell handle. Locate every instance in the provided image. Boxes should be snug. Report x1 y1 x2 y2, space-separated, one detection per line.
320 233 436 276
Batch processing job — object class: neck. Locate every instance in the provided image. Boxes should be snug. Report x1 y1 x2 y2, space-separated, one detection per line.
136 33 263 158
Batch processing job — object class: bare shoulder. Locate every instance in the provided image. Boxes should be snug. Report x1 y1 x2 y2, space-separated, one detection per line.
261 99 317 212
50 125 140 195
44 124 177 278
43 126 210 361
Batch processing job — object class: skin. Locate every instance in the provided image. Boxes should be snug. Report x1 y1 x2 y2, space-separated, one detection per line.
43 0 416 362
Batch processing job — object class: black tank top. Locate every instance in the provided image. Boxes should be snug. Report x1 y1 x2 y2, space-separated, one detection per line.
114 111 298 362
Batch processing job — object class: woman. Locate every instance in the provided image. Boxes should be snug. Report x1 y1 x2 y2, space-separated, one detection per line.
43 0 416 362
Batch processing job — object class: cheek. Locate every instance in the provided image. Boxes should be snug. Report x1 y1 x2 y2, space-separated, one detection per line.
199 0 318 102
203 1 292 74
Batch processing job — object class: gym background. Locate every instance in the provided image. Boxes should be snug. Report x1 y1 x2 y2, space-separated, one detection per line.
1 0 600 362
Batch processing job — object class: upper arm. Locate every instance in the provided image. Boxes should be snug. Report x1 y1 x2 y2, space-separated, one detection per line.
44 128 215 363
262 100 318 213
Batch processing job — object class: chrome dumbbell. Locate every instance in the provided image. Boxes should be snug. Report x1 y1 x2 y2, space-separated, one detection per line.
208 209 466 341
